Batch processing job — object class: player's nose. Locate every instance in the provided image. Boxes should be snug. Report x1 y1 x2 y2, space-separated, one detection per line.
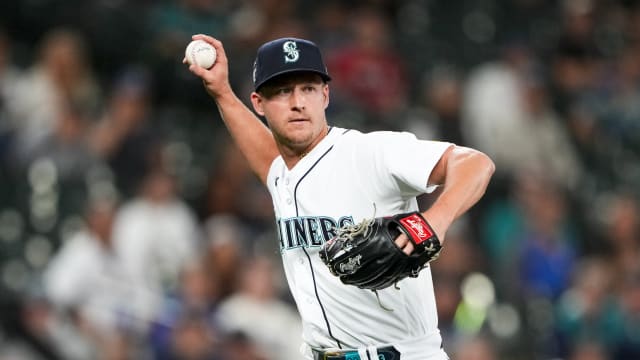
289 88 306 110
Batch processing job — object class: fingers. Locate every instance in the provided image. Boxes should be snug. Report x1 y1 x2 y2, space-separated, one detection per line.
188 63 207 77
192 33 216 43
191 34 227 64
184 34 233 99
184 34 222 75
394 234 414 255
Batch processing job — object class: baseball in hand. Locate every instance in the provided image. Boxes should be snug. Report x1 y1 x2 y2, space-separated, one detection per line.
185 40 217 69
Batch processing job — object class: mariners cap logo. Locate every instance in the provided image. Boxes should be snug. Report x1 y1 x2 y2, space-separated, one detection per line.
283 41 299 63
253 37 330 91
252 60 257 83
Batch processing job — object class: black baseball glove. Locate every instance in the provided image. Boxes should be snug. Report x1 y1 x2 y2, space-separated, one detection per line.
319 212 443 291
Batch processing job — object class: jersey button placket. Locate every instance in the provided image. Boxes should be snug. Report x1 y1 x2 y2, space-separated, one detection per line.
284 176 294 206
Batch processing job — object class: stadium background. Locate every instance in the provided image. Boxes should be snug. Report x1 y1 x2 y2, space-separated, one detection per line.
0 0 639 359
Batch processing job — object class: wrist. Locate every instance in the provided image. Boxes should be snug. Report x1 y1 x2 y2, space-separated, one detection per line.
212 86 239 106
421 208 452 241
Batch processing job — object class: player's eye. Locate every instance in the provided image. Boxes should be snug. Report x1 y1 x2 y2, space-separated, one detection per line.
278 87 293 94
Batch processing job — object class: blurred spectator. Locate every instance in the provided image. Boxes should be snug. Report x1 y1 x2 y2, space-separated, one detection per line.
254 1 308 44
225 0 303 103
144 0 230 107
0 295 66 360
516 170 579 301
202 214 249 302
89 66 162 197
432 218 483 278
425 66 465 144
568 342 609 360
0 28 21 158
100 333 138 360
42 197 143 357
562 44 640 201
600 44 640 147
112 169 201 331
548 0 602 116
150 258 221 360
203 139 273 231
146 0 229 58
226 0 297 46
559 0 598 47
0 28 23 212
602 192 640 279
546 1 608 199
308 1 350 50
554 257 623 358
516 70 583 189
326 6 409 128
589 43 640 190
167 312 219 360
405 65 467 146
432 219 485 349
462 39 534 171
452 335 498 360
564 103 612 199
22 100 97 182
219 331 267 360
481 170 579 303
464 44 583 190
203 139 248 216
9 28 101 163
432 272 461 354
217 255 302 360
614 271 640 359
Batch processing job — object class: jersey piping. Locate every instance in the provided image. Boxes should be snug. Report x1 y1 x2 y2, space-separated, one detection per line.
294 142 342 348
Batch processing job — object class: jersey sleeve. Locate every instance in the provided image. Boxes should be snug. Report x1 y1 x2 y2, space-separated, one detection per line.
363 131 452 197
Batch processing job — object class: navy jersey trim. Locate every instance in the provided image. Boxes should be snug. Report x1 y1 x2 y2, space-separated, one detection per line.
293 144 343 349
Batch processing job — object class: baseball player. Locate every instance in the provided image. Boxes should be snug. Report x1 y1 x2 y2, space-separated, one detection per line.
186 34 495 360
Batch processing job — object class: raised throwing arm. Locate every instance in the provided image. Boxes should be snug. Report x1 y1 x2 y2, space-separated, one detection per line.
185 34 279 185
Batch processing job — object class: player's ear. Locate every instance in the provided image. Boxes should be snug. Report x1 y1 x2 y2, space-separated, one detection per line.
250 92 265 116
323 84 330 109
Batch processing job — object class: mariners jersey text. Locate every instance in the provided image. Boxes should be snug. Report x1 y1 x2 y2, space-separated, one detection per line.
277 216 354 251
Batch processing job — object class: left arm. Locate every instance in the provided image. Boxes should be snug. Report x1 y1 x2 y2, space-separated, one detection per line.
395 145 495 253
422 145 495 242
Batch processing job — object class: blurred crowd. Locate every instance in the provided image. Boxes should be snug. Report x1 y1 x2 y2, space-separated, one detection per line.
0 0 639 359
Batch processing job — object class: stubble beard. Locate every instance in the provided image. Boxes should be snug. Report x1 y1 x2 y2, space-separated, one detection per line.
275 128 314 154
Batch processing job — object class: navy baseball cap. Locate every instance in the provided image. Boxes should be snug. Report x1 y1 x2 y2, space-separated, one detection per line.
252 37 331 91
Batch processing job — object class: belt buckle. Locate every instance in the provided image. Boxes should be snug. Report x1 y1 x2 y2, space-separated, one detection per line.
323 350 360 360
317 346 400 360
322 350 337 360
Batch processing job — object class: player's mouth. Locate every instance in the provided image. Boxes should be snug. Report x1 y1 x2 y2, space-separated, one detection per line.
289 118 310 124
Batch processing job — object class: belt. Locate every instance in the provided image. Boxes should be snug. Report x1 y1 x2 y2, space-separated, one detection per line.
312 346 400 360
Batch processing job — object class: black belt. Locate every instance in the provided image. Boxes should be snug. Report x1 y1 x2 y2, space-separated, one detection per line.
312 346 400 360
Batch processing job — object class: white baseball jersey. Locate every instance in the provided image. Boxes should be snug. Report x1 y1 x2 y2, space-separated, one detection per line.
266 127 452 360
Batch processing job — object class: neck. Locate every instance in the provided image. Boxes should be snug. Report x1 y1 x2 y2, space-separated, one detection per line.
281 126 330 169
281 145 313 169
